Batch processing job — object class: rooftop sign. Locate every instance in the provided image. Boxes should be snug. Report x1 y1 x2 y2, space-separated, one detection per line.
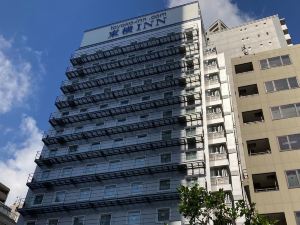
80 2 199 47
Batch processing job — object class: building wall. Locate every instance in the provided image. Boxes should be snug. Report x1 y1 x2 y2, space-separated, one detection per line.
232 45 300 225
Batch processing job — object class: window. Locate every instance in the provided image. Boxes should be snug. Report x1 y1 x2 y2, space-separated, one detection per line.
117 118 126 123
104 185 116 198
120 100 129 105
128 211 140 225
271 103 300 120
165 74 173 81
104 88 111 93
161 130 172 140
137 134 147 139
123 83 131 89
186 151 197 160
109 160 121 171
91 142 101 150
265 77 299 93
62 111 69 116
80 108 87 112
131 182 143 194
159 179 170 190
252 172 279 192
234 62 254 74
286 170 300 188
158 208 170 222
163 111 172 118
49 149 57 157
260 55 291 69
144 79 152 85
295 212 300 225
48 219 58 225
26 221 36 225
96 121 104 126
261 213 287 225
135 157 145 167
73 216 84 225
238 84 259 97
33 194 43 205
141 96 150 101
114 138 123 143
100 104 108 109
164 92 173 99
187 95 195 105
187 137 196 149
68 145 78 154
84 91 92 97
186 30 193 42
85 164 96 174
278 133 300 151
140 114 149 121
41 170 50 180
79 188 91 200
242 109 264 123
247 138 271 155
75 126 83 132
161 153 171 163
61 167 72 177
53 191 65 203
100 214 111 225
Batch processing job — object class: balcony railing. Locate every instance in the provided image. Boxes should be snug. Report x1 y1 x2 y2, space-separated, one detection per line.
18 191 180 216
0 202 18 222
204 64 219 74
35 136 204 167
205 79 219 86
50 93 202 126
66 45 187 79
208 131 225 140
207 112 223 121
211 176 230 186
205 95 221 103
43 114 202 145
209 153 227 161
70 29 199 66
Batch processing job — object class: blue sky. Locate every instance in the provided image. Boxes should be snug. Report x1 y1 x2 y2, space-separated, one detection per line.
0 0 299 205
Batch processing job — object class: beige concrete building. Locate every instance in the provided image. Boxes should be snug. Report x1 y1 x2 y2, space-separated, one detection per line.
231 45 300 225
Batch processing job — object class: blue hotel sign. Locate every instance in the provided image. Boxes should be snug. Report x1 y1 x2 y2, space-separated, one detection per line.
108 12 167 39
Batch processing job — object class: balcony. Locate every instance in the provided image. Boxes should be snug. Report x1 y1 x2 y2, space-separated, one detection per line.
43 113 202 145
66 45 186 79
69 30 198 66
55 78 186 109
36 135 203 167
0 202 18 222
208 131 225 140
242 109 264 124
50 93 201 126
211 176 230 191
18 191 180 216
204 64 219 75
209 153 227 161
207 112 223 122
247 138 271 156
203 48 217 60
27 162 203 189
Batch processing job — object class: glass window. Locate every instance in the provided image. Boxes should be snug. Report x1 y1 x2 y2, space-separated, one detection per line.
33 194 43 205
265 81 274 92
163 111 172 118
186 151 197 160
268 56 282 68
100 214 111 225
144 79 152 85
134 157 145 167
79 188 90 200
41 170 50 180
120 100 129 105
159 179 170 190
297 103 300 115
49 149 57 157
271 106 281 120
281 55 291 65
61 167 72 177
286 170 300 188
68 145 78 154
104 185 116 198
158 208 170 222
274 79 289 91
100 104 108 109
109 160 121 171
123 83 131 89
131 182 143 194
288 77 299 88
278 136 290 150
141 96 150 101
164 92 173 99
140 114 149 121
281 104 297 118
161 153 171 164
128 211 140 225
162 130 172 140
85 164 96 174
48 219 58 225
73 216 84 225
53 191 65 203
91 142 101 150
260 59 269 70
186 127 196 136
289 134 300 150
295 212 300 225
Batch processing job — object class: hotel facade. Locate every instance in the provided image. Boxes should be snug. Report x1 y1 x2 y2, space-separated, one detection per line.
16 2 299 225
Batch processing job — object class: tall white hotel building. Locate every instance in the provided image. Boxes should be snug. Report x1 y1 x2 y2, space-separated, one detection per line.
17 2 292 225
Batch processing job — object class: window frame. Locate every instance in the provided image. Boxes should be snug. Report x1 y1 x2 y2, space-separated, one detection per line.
157 208 171 222
32 194 44 206
99 213 112 225
72 216 85 225
47 218 59 225
53 190 66 203
79 188 91 201
277 133 300 151
265 76 299 93
160 152 172 164
127 210 141 225
159 178 171 191
285 169 300 189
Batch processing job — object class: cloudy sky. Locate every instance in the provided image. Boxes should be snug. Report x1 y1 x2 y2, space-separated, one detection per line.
0 0 299 205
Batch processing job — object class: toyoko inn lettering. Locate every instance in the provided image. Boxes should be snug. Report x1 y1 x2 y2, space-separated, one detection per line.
108 12 167 39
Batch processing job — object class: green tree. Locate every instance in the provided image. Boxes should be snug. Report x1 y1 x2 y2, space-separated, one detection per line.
178 184 276 225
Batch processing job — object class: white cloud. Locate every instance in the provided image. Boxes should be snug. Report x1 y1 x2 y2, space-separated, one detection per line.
0 116 43 206
0 35 32 114
167 0 254 28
